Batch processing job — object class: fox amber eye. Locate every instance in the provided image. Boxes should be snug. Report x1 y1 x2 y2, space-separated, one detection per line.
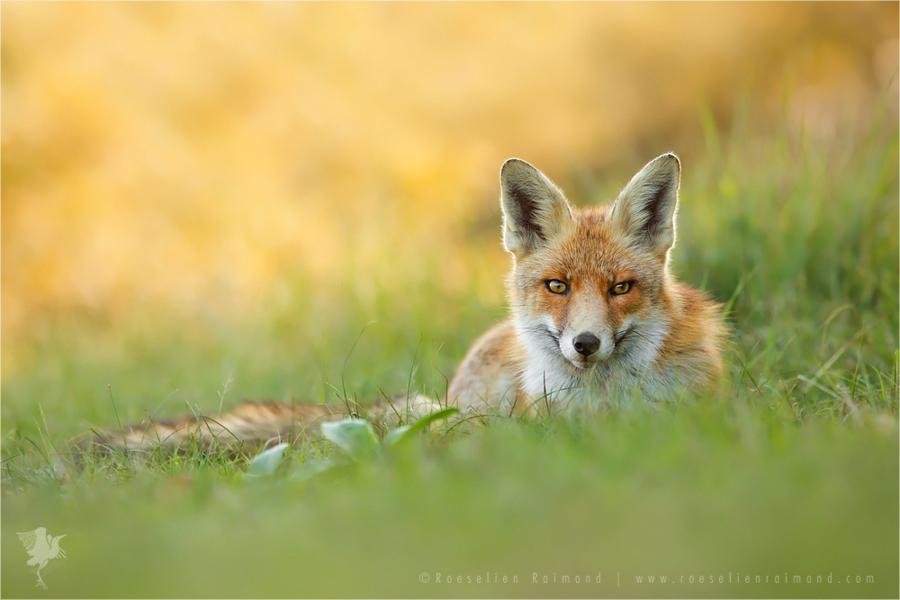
611 281 632 295
545 280 568 294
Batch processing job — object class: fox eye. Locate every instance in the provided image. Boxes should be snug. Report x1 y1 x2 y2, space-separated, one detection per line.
545 280 568 294
611 281 632 295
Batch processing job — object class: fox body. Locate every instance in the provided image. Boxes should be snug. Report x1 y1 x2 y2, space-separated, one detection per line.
92 154 724 454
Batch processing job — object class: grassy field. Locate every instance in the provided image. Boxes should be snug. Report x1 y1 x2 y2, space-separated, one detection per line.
2 100 898 598
2 4 899 598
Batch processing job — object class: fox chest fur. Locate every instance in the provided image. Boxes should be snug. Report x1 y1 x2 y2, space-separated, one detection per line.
448 154 725 413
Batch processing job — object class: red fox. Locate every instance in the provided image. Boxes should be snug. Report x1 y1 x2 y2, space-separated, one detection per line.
93 154 725 455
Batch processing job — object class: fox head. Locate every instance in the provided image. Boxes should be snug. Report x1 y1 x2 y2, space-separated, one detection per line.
500 154 681 386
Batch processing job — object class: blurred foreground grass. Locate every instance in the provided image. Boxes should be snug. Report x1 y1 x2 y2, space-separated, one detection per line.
2 408 896 598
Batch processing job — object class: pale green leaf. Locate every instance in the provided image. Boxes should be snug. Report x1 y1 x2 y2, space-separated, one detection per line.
246 442 289 477
321 419 380 461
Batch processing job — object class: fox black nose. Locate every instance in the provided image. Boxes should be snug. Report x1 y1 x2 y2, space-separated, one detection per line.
573 333 600 357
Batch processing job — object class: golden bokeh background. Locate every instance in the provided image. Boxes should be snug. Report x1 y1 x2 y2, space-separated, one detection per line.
2 3 897 374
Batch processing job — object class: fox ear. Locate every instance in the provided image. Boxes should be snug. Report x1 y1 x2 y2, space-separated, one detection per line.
610 153 681 257
500 159 574 256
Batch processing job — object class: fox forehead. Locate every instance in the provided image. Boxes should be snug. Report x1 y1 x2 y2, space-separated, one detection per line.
514 206 656 286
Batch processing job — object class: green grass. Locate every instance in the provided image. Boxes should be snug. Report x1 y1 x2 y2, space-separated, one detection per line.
2 102 898 598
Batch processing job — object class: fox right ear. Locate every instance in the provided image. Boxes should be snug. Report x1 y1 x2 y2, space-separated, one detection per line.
500 159 574 256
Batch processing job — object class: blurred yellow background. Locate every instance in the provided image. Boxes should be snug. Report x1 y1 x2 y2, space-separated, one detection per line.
2 2 897 374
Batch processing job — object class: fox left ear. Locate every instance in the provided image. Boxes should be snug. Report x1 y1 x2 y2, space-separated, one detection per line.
610 153 681 257
500 159 574 257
